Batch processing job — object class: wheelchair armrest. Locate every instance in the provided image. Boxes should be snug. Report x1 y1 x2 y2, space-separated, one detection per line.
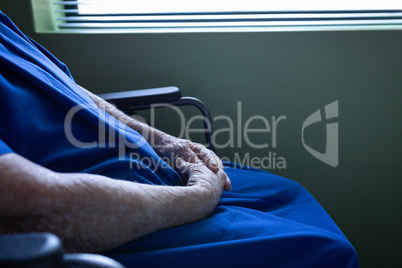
0 233 126 268
98 86 181 110
98 86 215 151
0 233 64 267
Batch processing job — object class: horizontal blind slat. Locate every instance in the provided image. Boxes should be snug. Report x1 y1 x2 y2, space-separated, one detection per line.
58 19 402 29
57 12 402 23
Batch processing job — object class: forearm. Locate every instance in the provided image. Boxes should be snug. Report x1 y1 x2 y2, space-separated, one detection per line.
81 87 169 147
0 154 214 252
52 173 211 252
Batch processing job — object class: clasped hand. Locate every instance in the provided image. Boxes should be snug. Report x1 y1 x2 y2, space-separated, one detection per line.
153 135 231 192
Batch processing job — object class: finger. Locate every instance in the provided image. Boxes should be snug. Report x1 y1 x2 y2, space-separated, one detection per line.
216 169 232 191
215 168 231 191
223 176 232 191
192 144 221 172
186 150 203 165
177 143 202 164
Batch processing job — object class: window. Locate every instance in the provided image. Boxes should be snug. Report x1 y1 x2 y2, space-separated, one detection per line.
74 0 402 14
32 0 402 32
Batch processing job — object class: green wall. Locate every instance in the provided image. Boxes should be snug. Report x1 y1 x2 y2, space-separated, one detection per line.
2 1 402 267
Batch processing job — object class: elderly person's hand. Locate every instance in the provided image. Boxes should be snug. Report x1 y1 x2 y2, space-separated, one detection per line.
152 134 231 191
175 158 229 207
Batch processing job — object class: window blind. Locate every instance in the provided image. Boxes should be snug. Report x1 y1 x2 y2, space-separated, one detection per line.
54 1 402 29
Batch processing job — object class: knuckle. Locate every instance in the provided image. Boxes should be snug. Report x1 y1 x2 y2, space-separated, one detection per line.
176 143 187 150
191 142 202 148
